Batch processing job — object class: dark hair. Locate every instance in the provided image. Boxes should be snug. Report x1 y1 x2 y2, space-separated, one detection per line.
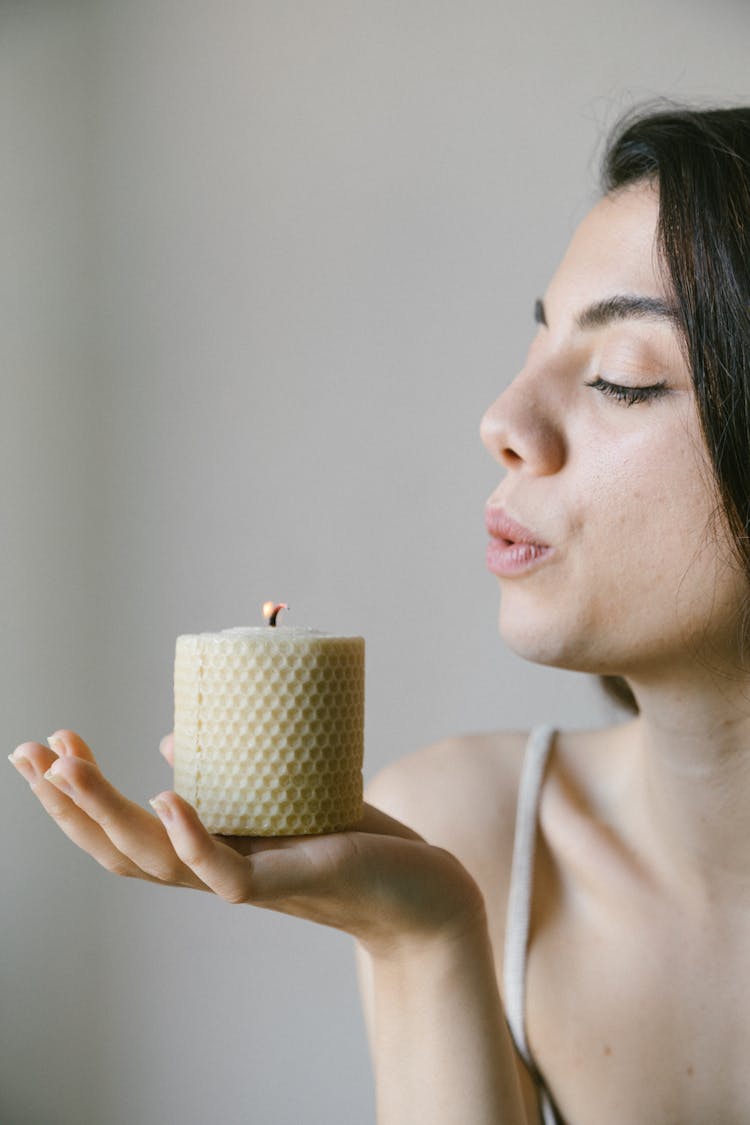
596 101 750 715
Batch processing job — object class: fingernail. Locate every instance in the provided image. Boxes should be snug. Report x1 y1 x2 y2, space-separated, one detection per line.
159 736 169 758
46 733 66 755
44 765 72 795
149 794 173 821
9 751 36 783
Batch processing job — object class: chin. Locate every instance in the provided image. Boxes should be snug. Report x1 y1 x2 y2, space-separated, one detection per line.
499 618 573 669
497 602 602 673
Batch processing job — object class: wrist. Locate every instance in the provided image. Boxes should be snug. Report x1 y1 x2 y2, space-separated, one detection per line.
348 836 489 961
360 891 491 968
362 909 524 1124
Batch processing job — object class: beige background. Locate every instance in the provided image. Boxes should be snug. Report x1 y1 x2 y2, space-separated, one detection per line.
3 2 750 1122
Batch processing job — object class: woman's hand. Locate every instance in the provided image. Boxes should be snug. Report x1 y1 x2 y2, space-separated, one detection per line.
8 731 486 957
10 732 528 1123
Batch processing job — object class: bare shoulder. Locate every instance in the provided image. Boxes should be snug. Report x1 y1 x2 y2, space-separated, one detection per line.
365 729 532 922
364 721 638 937
365 729 529 839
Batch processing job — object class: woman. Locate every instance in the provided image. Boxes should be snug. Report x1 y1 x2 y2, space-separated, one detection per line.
10 102 750 1123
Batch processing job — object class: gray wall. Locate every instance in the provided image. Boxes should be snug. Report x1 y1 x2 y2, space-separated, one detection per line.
3 2 750 1123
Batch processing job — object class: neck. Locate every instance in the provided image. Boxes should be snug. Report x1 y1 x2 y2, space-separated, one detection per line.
624 666 750 902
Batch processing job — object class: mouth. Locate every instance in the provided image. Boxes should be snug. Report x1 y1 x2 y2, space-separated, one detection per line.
485 507 553 577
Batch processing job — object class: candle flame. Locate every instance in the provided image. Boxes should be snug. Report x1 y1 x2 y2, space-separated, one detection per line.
262 601 289 627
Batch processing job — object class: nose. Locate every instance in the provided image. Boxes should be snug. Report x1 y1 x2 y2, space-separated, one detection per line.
480 369 566 475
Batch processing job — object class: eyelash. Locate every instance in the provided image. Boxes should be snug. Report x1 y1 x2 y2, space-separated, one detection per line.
585 375 668 407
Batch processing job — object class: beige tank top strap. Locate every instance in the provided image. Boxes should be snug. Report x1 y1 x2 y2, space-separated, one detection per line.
502 725 560 1125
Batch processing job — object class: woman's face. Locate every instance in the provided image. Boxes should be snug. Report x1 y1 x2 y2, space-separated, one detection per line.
481 180 747 680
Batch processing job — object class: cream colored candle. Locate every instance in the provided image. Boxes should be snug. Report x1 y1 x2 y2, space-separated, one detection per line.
172 613 364 836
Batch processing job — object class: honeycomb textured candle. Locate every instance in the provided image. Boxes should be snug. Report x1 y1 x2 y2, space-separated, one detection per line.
173 627 364 835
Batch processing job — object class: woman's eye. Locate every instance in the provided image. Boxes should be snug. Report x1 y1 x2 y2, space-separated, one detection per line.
585 375 669 407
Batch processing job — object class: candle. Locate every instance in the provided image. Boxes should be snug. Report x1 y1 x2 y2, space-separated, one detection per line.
172 605 365 835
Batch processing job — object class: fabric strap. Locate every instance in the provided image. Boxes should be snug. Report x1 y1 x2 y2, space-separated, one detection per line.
502 723 562 1125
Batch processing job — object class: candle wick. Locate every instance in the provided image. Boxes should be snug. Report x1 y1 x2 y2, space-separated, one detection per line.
264 602 289 627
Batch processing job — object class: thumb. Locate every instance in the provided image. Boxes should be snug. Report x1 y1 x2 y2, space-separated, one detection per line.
159 733 174 767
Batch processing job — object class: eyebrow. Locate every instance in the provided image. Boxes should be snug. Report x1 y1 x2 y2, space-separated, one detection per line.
534 294 680 331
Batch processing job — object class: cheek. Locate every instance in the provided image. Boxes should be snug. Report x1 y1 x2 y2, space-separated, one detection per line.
580 425 711 562
576 429 726 630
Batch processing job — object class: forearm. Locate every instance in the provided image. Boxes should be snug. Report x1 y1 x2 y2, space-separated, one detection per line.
362 919 526 1125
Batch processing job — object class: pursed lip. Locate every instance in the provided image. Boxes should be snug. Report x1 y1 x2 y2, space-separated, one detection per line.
484 507 550 548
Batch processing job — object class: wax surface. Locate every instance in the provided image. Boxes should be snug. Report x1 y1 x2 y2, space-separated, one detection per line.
173 627 365 835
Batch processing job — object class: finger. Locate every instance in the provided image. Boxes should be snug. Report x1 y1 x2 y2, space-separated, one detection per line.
45 757 208 890
151 791 272 903
151 790 379 914
159 732 174 767
47 729 98 764
9 731 100 788
351 802 424 841
12 751 154 880
10 740 59 780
